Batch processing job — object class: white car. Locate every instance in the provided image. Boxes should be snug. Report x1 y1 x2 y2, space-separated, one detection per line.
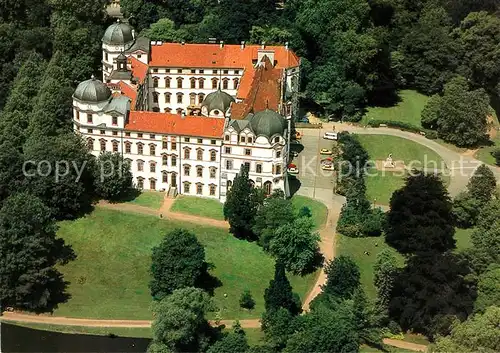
323 132 338 140
321 164 334 171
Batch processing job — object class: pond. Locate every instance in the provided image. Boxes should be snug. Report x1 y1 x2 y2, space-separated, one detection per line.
1 323 150 352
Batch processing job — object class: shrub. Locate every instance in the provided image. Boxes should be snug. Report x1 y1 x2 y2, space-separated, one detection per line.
424 130 438 139
492 148 500 166
239 290 256 310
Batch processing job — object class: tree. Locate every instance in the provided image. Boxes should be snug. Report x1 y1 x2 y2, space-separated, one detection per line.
389 252 476 338
239 290 255 310
149 287 215 353
385 173 455 255
261 307 297 350
253 195 296 250
0 193 75 311
142 18 189 42
352 287 383 347
93 152 134 201
421 94 441 129
452 191 482 228
374 249 398 309
467 164 497 205
224 165 264 240
322 255 360 300
268 217 323 275
469 200 500 273
150 229 207 300
430 306 500 353
207 331 249 353
492 148 500 166
264 261 301 315
474 265 500 314
434 76 490 147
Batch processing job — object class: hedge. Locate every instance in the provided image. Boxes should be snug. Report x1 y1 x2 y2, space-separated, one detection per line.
366 119 438 140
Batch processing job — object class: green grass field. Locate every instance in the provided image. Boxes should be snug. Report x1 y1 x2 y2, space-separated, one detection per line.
475 135 500 166
126 191 164 209
361 90 429 128
53 209 316 320
170 195 328 230
365 171 406 205
170 196 225 220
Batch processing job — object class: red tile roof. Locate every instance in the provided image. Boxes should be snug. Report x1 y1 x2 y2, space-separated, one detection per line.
126 111 225 138
118 81 137 110
149 43 300 69
129 56 148 82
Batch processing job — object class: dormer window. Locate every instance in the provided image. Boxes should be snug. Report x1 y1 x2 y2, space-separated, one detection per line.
87 113 93 123
274 136 280 143
212 78 218 89
233 78 239 89
222 79 229 90
248 136 253 143
153 77 159 88
177 77 183 88
240 136 246 143
165 77 171 88
112 116 118 125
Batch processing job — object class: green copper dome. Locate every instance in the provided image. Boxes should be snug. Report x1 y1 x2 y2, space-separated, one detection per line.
201 89 235 114
102 20 134 45
74 76 112 103
248 109 286 138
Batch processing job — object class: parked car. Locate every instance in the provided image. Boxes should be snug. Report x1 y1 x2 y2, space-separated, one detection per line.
290 151 299 158
321 164 334 171
320 148 332 155
323 132 338 140
298 117 309 123
287 163 299 174
295 131 302 140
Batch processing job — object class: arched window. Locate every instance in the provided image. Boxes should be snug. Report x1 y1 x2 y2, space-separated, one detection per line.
152 92 159 103
209 167 216 178
264 181 272 195
150 178 156 190
233 78 239 89
100 140 106 151
184 148 190 159
199 78 205 89
137 177 144 189
150 162 156 173
211 78 218 89
183 181 190 193
165 77 171 88
150 144 156 156
190 93 196 106
162 155 168 166
177 93 183 104
153 77 159 88
162 171 168 183
112 141 118 152
274 136 280 143
177 77 183 88
137 160 144 171
184 165 190 176
137 143 144 155
222 78 229 90
190 78 196 89
196 183 203 195
164 92 171 103
197 166 203 177
197 149 203 161
198 93 205 105
210 150 216 162
209 184 216 196
87 138 94 150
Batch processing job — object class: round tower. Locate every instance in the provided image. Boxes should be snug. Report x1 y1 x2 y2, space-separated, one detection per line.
101 19 135 81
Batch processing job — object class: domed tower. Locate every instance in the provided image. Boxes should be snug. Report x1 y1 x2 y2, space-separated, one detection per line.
248 109 286 140
200 89 235 118
102 19 135 81
73 75 113 126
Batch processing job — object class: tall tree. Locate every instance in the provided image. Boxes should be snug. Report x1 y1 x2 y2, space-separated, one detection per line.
93 152 134 201
207 328 249 353
469 200 500 273
322 255 361 300
474 266 500 314
150 229 207 300
385 173 455 255
269 217 323 275
467 164 497 205
264 261 301 315
374 249 398 310
149 287 215 353
223 165 264 240
0 193 75 312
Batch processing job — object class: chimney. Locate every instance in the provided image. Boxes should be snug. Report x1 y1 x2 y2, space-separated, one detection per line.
220 40 224 48
241 41 245 50
285 42 289 50
261 41 266 50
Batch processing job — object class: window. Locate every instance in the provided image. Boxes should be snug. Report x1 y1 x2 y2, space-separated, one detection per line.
183 182 190 193
105 52 108 61
196 184 203 195
184 148 190 159
233 78 239 89
177 108 183 115
164 92 171 103
150 162 156 173
137 160 144 171
244 148 251 156
197 138 203 144
199 79 205 89
152 92 159 103
125 132 131 137
153 77 159 88
222 79 229 90
112 141 118 152
177 69 182 73
171 141 177 150
226 159 233 170
138 133 143 138
86 138 93 150
184 137 190 142
276 150 281 158
276 165 282 174
225 147 231 154
198 93 205 104
248 136 253 143
256 164 262 173
162 141 168 149
213 69 218 74
213 110 220 115
224 135 230 141
165 77 171 88
137 178 144 189
75 110 80 120
177 93 183 104
210 168 216 178
240 136 246 143
100 140 106 151
162 155 168 166
244 162 250 171
153 68 158 73
162 172 168 183
125 142 131 153
100 130 105 135
87 114 93 123
87 129 93 133
274 137 280 143
209 184 216 196
184 165 190 176
211 78 218 89
150 179 156 190
190 78 196 89
235 70 240 74
227 180 232 190
150 145 156 156
137 54 142 59
211 139 216 145
150 134 155 139
190 94 196 105
197 166 203 177
166 69 171 73
177 77 183 88
197 149 203 160
223 69 229 74
112 131 118 136
210 150 216 161
137 143 143 155
171 155 177 166
191 69 196 74
199 69 204 74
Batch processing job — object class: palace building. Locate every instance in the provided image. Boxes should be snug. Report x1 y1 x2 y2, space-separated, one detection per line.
72 20 300 202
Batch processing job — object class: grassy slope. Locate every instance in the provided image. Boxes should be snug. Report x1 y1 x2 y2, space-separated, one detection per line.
54 209 316 320
126 191 164 209
291 195 328 229
361 90 429 128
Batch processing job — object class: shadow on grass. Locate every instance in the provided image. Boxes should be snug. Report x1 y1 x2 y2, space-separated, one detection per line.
288 175 302 197
196 262 223 296
108 188 142 203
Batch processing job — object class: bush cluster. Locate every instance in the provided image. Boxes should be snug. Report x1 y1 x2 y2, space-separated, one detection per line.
366 119 437 139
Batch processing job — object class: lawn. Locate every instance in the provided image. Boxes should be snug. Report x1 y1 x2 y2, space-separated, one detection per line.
171 196 225 220
54 208 317 320
365 171 406 206
474 135 500 166
455 228 473 251
126 191 164 209
361 90 429 128
170 195 328 229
